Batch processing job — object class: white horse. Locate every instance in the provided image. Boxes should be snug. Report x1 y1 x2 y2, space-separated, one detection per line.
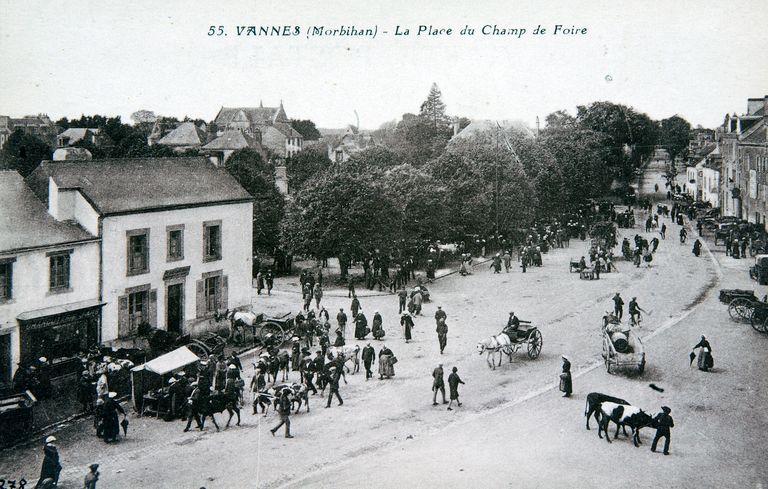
327 345 361 374
476 333 513 370
226 310 260 341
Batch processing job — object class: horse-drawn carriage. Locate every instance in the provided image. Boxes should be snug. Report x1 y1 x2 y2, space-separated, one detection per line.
601 321 645 375
718 289 768 334
477 323 543 370
137 323 227 360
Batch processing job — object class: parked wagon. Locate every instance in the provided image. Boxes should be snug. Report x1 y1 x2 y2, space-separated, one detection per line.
0 390 36 447
750 302 768 334
718 288 759 322
601 322 645 374
186 332 227 359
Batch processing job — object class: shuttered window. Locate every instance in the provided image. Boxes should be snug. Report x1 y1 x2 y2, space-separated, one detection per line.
203 221 222 262
127 229 150 275
128 290 147 330
204 275 220 312
0 261 13 301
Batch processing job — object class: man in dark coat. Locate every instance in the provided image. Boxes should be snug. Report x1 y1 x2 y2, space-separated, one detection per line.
325 367 344 408
612 293 624 319
265 270 274 295
397 287 408 314
432 363 447 405
77 370 94 414
436 316 448 354
651 406 674 455
350 296 361 319
447 367 465 410
270 389 294 438
336 308 348 338
660 223 667 239
362 343 375 380
35 436 62 488
183 382 204 432
333 330 345 347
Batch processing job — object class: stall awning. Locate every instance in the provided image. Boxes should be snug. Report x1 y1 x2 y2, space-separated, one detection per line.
131 346 199 376
17 298 105 322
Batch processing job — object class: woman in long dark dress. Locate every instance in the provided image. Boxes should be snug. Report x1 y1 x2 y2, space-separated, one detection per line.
102 392 125 443
559 355 572 398
447 367 464 410
400 312 414 343
35 436 61 488
354 311 368 340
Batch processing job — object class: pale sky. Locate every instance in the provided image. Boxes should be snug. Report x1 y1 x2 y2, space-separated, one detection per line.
0 0 766 130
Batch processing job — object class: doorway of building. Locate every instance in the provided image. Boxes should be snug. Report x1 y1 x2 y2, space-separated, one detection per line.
166 283 183 334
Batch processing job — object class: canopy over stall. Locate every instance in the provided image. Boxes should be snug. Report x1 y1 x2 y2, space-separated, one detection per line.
130 346 199 412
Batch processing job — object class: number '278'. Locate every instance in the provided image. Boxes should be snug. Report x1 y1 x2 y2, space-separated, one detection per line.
208 26 225 36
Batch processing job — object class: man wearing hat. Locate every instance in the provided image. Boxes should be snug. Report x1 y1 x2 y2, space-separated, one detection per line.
436 314 448 354
651 406 674 455
503 312 520 341
336 308 348 338
325 366 343 408
362 343 375 380
612 293 624 320
77 370 94 414
432 363 447 405
184 381 204 432
35 436 61 488
401 312 414 343
559 355 572 398
102 392 125 443
270 388 294 438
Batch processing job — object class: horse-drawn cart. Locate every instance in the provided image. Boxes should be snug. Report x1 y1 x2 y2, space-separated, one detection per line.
719 289 759 323
602 322 645 374
0 390 36 447
229 310 295 347
477 323 543 369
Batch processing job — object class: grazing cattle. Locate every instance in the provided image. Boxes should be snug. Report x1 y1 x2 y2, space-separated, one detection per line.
273 383 310 414
328 345 361 374
476 334 513 370
598 402 653 446
584 392 630 430
200 392 241 431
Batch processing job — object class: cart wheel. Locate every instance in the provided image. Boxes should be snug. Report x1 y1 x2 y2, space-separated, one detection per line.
186 342 209 360
751 309 767 333
259 322 286 346
527 329 542 359
761 315 768 334
729 298 753 322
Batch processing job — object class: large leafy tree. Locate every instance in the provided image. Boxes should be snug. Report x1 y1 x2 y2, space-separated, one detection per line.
659 115 692 163
225 149 285 253
1 129 52 176
281 165 399 278
285 146 331 192
290 119 322 140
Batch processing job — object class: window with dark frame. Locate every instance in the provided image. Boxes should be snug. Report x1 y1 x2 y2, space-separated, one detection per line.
0 262 12 301
128 290 147 330
49 253 70 291
127 230 149 275
204 275 220 312
203 222 222 262
167 227 184 261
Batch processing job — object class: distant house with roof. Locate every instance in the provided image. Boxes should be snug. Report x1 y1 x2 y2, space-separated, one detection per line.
0 114 57 149
327 126 377 163
56 128 109 148
202 129 268 166
0 171 101 385
214 102 303 159
27 157 254 346
155 122 209 152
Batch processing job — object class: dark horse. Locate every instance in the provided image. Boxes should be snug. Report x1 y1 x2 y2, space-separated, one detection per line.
200 392 241 430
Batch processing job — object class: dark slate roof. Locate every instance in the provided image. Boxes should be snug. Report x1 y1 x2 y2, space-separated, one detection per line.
202 130 262 150
0 171 96 252
215 107 279 126
156 122 207 146
27 157 253 216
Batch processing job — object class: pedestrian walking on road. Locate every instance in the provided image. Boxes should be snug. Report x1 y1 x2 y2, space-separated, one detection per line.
397 286 408 314
432 363 447 405
372 311 385 340
265 270 274 295
693 239 702 257
183 382 204 432
336 308 347 338
83 463 100 489
325 367 343 408
256 270 264 295
35 436 62 489
559 355 572 398
401 312 414 343
354 310 369 340
378 345 395 380
651 406 674 455
351 296 360 318
691 335 714 372
447 367 464 410
436 316 448 354
651 237 660 253
612 293 624 320
362 343 375 380
660 223 667 240
313 283 323 309
270 389 294 438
